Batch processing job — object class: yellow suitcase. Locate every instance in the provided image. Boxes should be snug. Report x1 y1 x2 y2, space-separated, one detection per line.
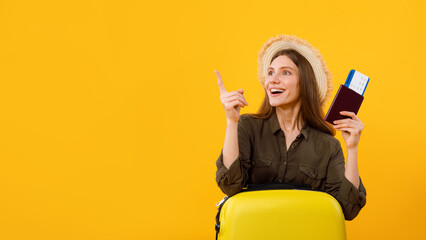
215 189 346 240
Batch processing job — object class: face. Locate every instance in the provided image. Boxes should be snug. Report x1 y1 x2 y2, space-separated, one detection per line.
265 55 301 108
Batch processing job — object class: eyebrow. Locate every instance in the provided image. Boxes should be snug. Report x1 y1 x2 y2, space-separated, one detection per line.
267 66 296 71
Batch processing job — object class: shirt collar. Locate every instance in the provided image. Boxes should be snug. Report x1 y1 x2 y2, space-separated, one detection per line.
268 110 310 140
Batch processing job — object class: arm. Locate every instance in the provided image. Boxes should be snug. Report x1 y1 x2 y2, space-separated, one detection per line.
329 111 367 220
216 115 252 196
214 70 251 196
345 148 360 189
222 120 239 169
325 139 367 221
333 111 365 190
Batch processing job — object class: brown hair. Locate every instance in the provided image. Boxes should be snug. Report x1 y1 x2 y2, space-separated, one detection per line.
248 49 335 136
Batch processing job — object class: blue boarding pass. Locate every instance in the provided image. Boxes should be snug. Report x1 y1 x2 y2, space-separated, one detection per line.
344 70 370 96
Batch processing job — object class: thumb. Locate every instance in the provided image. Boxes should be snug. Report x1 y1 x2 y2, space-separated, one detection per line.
238 89 244 94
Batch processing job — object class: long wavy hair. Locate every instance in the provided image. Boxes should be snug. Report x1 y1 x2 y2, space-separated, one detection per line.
248 49 335 136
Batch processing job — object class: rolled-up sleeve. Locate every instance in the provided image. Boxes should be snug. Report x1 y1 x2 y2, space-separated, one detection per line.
325 139 367 221
215 115 252 196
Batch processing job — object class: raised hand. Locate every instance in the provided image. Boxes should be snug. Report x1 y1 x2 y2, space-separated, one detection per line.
215 70 249 123
333 111 364 149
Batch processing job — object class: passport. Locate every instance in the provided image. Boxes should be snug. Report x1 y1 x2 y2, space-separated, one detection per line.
325 70 369 124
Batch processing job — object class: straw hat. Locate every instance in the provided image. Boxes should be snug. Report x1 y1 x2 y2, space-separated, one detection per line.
257 34 333 105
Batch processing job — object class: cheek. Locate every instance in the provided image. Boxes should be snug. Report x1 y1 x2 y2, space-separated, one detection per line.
295 85 302 98
291 78 300 90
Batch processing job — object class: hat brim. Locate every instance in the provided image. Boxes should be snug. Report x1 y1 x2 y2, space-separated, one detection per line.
257 35 333 105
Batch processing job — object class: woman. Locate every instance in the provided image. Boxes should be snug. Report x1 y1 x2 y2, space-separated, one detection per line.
215 35 366 221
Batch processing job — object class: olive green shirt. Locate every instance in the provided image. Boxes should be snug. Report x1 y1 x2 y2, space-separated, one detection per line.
216 111 367 221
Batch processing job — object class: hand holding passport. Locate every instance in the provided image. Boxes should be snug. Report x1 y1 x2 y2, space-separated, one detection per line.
325 70 370 124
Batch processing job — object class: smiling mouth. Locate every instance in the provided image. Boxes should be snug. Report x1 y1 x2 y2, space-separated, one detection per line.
270 89 285 96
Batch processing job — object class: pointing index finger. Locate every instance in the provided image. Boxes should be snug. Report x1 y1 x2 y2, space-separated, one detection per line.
215 70 227 94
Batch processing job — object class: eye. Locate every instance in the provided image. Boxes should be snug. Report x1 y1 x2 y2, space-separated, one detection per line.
283 71 290 75
267 71 273 76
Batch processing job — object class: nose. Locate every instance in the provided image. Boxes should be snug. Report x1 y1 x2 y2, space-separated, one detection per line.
266 73 280 85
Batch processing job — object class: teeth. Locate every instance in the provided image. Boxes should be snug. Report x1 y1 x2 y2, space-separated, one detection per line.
271 89 284 93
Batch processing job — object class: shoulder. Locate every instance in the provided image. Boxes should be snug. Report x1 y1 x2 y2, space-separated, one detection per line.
237 113 269 135
239 113 267 126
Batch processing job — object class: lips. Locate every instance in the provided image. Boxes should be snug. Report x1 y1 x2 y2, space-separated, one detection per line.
270 88 285 96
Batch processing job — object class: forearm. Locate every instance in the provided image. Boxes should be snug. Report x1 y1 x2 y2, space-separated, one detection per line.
223 120 239 169
344 147 360 189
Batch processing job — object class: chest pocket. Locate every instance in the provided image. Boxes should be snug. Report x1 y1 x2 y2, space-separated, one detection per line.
299 165 326 189
253 155 272 167
251 155 274 184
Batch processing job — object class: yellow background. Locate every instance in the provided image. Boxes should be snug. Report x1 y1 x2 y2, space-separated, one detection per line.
0 0 425 239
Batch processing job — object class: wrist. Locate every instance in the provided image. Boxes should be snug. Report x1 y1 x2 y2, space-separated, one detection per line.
226 118 239 126
347 146 358 154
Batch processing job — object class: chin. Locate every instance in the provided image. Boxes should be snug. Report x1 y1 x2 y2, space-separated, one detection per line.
268 96 282 105
269 101 282 107
268 95 299 108
268 98 278 106
269 99 293 108
271 103 284 108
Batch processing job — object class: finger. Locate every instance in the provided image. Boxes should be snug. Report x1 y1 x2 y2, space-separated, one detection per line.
215 70 228 94
333 126 355 133
334 121 363 130
224 99 245 111
222 93 248 106
339 111 359 120
334 118 363 129
333 122 356 129
334 125 361 135
223 96 248 106
221 90 248 103
230 99 246 108
333 118 354 125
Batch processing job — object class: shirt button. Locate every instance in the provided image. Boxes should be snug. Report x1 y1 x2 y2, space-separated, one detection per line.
283 162 287 166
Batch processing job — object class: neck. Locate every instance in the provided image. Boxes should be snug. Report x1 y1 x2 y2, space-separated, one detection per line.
275 100 303 132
